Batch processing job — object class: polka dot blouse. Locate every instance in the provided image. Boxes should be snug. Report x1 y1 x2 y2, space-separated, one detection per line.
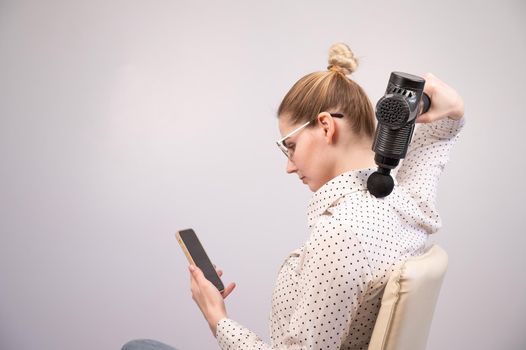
216 117 465 350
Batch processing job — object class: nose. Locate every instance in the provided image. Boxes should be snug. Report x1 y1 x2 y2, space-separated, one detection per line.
286 158 297 174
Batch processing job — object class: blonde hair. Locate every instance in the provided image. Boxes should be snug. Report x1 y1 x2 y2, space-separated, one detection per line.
278 43 375 138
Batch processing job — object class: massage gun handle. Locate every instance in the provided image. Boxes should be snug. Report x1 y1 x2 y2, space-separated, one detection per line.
421 93 431 114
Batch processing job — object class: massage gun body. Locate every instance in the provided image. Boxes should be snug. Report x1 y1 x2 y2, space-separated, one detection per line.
367 72 430 197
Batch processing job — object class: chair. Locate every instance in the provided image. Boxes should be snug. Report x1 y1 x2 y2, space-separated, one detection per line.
368 244 448 350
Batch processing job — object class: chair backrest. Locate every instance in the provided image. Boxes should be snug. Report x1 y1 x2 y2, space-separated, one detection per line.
368 244 448 350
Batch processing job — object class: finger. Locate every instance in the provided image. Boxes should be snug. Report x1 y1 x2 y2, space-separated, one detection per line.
216 269 223 277
189 265 212 288
221 282 236 299
416 113 430 123
189 271 200 295
416 109 439 124
189 266 202 291
424 72 436 81
189 267 199 290
189 265 204 280
423 73 437 97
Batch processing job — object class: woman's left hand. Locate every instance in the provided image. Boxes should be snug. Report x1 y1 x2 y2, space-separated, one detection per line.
416 73 465 123
189 265 236 336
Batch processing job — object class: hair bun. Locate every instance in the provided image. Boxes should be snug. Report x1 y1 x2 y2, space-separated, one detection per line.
327 43 358 75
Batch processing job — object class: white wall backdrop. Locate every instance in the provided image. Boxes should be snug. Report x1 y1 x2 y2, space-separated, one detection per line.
1 0 525 349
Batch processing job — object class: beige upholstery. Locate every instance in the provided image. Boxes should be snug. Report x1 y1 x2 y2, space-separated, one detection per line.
368 244 448 350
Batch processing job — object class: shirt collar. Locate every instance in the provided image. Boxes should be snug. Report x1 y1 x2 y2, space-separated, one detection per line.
307 167 379 228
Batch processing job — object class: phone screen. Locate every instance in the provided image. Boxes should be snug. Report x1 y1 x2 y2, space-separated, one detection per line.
176 229 225 292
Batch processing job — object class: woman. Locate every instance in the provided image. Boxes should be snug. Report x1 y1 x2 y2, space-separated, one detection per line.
123 43 464 350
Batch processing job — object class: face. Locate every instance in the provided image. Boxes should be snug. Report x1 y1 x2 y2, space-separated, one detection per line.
278 116 336 192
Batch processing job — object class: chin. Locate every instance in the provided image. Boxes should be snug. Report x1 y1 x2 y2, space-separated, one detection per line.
301 175 323 192
307 182 319 192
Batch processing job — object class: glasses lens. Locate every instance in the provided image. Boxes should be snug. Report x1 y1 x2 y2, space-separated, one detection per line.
276 119 312 160
277 141 289 158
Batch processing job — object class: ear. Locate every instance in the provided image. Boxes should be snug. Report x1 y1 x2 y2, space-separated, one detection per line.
316 112 337 144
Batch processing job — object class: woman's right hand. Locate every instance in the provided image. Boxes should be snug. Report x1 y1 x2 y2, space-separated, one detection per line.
189 265 236 337
416 73 465 123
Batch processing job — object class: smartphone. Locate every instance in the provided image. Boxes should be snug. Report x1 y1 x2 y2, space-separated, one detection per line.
176 228 225 292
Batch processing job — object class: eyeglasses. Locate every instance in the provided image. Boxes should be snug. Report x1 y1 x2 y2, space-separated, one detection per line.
276 113 344 159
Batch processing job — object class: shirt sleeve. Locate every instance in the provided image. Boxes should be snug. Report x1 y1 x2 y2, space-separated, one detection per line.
216 216 373 350
395 117 465 232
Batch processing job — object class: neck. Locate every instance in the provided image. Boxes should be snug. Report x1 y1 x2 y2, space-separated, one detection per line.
333 137 377 175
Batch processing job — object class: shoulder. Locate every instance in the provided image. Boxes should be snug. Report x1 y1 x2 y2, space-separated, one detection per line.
325 190 404 230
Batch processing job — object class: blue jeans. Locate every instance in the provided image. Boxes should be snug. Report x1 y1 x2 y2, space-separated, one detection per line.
122 339 178 350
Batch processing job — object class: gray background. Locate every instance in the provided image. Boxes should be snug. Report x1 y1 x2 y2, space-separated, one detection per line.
1 0 525 349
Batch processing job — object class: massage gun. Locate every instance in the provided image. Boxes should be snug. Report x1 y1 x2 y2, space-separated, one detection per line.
367 72 431 198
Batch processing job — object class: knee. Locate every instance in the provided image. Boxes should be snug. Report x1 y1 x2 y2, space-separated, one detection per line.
121 339 153 350
121 339 177 350
122 340 144 350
